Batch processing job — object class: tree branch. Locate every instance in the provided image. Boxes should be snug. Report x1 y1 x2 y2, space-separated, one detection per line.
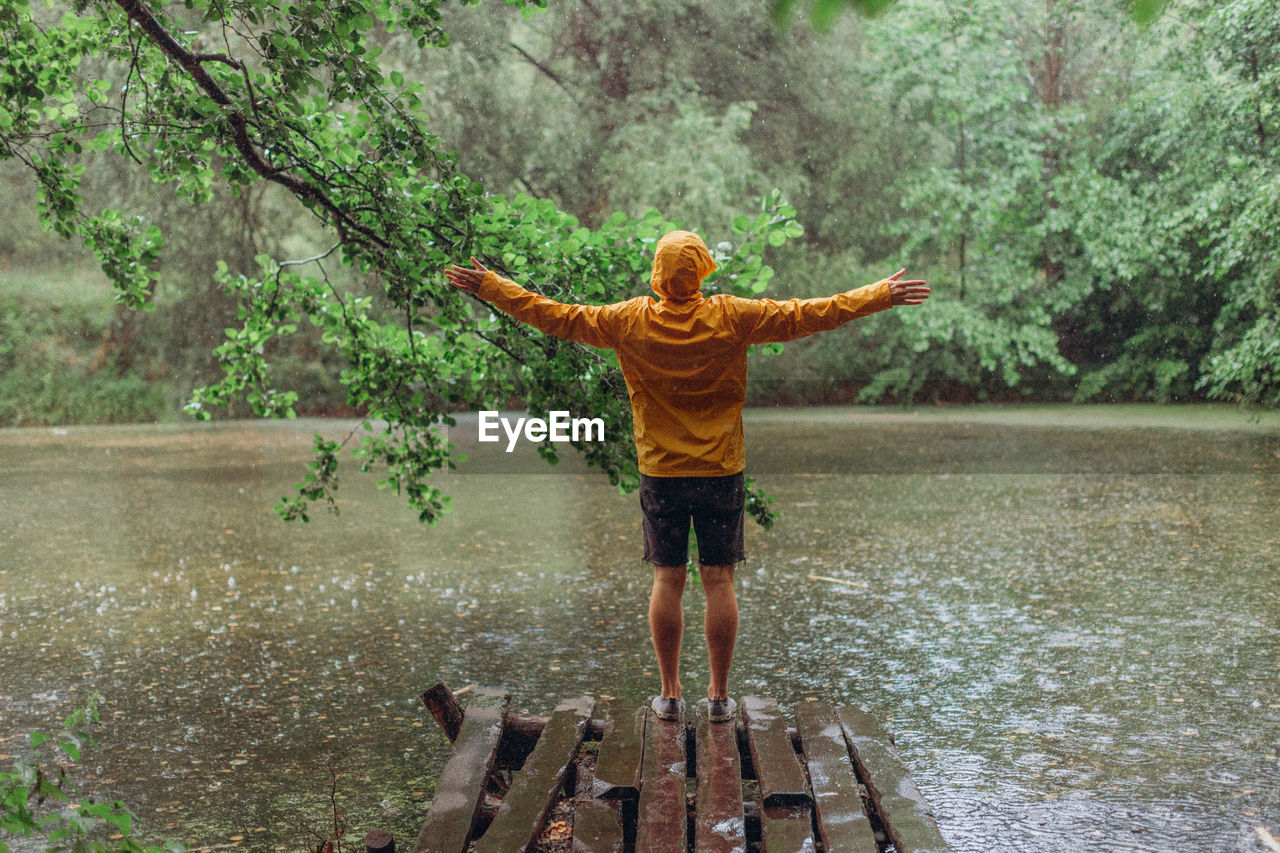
113 0 390 250
508 41 581 106
119 30 144 166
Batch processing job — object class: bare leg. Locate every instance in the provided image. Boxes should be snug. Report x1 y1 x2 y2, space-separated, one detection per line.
649 564 687 700
700 563 737 701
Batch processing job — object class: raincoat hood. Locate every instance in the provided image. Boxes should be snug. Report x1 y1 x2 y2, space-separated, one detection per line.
650 230 717 302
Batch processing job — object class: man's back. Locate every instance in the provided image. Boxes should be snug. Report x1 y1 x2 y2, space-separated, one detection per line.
473 230 893 476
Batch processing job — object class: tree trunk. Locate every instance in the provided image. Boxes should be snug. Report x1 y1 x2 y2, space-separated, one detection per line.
93 276 156 374
1036 3 1067 288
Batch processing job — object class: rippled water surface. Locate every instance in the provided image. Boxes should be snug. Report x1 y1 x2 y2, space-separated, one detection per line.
1 407 1278 852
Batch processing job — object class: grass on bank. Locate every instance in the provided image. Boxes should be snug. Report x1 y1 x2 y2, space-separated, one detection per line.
0 263 171 428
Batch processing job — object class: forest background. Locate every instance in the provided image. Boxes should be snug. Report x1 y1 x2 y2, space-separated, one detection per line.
2 0 1278 425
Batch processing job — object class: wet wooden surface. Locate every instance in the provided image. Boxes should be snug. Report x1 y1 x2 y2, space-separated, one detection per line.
474 695 594 853
415 685 950 853
796 701 878 853
571 798 625 853
694 700 746 852
635 704 687 853
741 696 810 806
759 801 817 853
592 698 646 800
838 705 950 853
571 737 625 853
415 688 509 853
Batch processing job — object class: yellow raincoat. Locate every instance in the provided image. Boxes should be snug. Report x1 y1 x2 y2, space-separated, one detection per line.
475 230 893 477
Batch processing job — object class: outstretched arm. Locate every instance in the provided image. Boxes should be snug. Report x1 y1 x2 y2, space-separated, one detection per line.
445 257 618 349
740 268 930 344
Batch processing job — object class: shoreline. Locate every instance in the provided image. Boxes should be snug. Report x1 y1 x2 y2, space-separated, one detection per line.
3 402 1278 438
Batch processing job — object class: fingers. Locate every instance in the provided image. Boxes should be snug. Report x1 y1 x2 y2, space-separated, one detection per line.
443 258 489 293
445 264 483 293
886 267 906 281
889 281 930 306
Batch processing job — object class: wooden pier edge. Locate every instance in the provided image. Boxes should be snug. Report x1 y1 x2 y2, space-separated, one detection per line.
415 682 951 853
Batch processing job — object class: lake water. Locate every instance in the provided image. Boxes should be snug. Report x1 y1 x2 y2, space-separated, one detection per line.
1 406 1278 852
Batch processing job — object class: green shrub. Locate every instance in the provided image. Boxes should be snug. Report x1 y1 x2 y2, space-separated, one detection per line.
0 295 170 427
0 700 182 853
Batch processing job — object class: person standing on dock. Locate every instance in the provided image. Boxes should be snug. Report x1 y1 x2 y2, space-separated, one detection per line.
446 230 929 723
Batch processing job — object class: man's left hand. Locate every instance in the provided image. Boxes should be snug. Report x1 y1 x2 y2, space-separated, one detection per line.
884 268 930 306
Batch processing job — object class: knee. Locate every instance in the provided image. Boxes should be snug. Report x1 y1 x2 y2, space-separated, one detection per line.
699 564 735 588
652 564 688 594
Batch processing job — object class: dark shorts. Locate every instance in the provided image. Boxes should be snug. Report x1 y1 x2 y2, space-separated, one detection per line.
640 472 746 568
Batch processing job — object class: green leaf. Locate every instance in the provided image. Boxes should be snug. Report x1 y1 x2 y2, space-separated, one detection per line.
57 739 80 762
1130 0 1166 25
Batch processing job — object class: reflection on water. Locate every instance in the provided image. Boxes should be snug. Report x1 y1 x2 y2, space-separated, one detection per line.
1 408 1278 852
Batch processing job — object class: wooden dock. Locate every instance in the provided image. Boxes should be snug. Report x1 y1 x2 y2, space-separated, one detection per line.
412 683 948 853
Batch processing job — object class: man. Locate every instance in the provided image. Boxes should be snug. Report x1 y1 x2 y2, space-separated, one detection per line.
446 230 929 723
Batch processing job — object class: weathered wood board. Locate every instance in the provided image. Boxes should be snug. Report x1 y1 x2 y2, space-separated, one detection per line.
694 700 746 852
759 801 816 853
571 798 625 853
741 696 809 806
592 698 646 800
838 705 950 853
572 710 625 853
415 688 509 853
635 704 687 853
473 695 594 853
796 701 877 853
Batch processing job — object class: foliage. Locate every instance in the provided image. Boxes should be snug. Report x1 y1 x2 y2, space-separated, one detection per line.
0 700 181 853
0 0 803 525
1058 0 1280 408
770 0 1171 28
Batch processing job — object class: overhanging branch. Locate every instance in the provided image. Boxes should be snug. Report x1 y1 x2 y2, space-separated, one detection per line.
113 0 390 250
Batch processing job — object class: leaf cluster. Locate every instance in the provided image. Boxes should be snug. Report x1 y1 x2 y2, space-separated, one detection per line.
0 701 182 853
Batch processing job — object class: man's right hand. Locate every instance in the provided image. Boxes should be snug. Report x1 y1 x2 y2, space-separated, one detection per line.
884 268 930 306
444 257 490 294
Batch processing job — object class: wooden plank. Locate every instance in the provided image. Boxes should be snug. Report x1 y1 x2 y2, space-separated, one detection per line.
572 799 624 853
741 696 809 806
694 699 746 852
415 688 509 853
421 682 466 742
592 698 646 800
837 706 950 853
796 702 877 853
473 695 595 853
635 703 687 852
759 803 816 853
572 717 625 853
